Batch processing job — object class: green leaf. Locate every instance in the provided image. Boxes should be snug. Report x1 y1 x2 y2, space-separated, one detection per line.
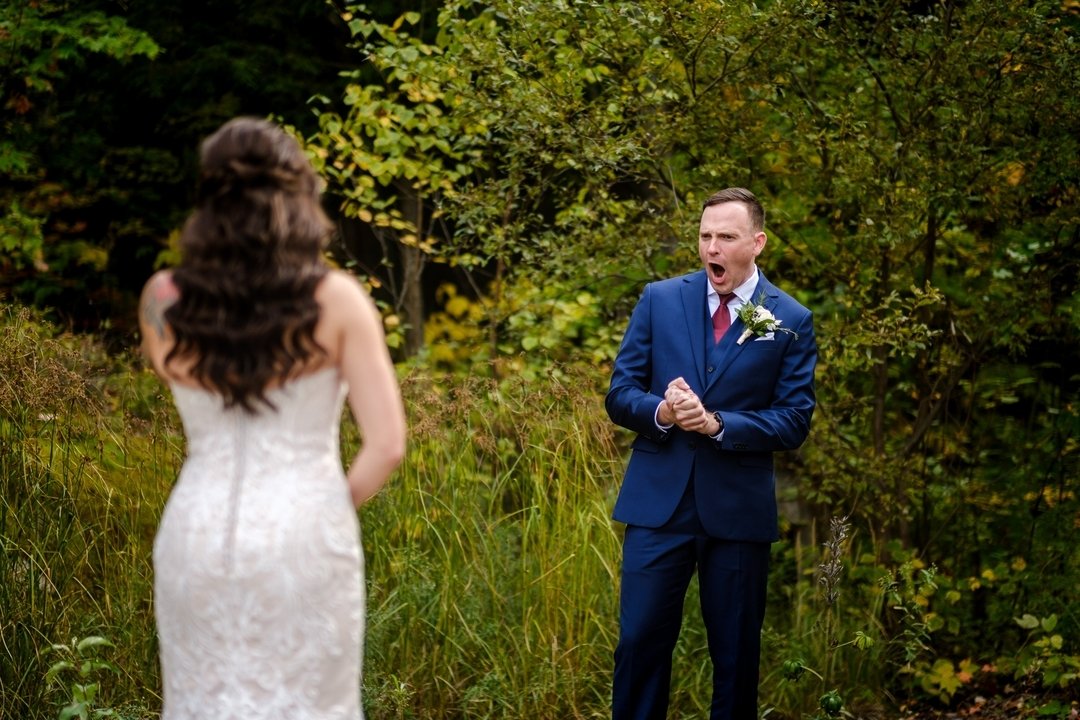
75 636 112 653
1037 700 1068 717
1015 614 1040 630
45 660 74 684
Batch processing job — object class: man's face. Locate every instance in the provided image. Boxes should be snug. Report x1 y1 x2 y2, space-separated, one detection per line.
698 201 767 294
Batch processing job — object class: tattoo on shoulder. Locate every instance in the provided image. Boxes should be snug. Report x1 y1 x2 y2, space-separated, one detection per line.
141 273 178 340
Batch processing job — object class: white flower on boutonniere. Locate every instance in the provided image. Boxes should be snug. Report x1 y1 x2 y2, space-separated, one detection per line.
735 293 799 345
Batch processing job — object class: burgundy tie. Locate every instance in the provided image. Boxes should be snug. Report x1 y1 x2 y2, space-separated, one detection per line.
712 294 735 343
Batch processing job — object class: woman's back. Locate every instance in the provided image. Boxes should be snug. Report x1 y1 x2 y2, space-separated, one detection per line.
154 368 365 720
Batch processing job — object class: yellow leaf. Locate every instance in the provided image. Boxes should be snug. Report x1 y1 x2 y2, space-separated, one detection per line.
1001 161 1025 186
79 245 109 270
446 296 471 318
928 658 962 697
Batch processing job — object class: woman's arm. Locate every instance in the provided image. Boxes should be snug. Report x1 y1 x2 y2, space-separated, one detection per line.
138 270 179 378
318 271 407 507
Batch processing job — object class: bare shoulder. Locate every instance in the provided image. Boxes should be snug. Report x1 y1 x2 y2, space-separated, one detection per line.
317 268 367 297
313 270 382 363
316 269 376 318
139 270 179 341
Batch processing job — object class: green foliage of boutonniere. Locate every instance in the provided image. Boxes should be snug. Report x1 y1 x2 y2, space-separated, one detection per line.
735 293 799 345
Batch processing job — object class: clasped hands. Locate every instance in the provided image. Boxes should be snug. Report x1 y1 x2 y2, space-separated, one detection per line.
659 377 721 436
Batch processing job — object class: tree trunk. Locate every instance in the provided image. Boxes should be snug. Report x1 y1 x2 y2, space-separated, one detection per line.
401 243 425 357
396 182 427 358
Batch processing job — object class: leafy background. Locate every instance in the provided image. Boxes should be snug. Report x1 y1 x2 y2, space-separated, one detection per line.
1 0 1078 718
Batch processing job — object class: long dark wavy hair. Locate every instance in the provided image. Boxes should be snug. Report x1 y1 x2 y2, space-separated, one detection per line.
164 117 332 412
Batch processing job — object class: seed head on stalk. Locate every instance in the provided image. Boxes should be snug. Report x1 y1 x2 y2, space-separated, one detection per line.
819 516 851 606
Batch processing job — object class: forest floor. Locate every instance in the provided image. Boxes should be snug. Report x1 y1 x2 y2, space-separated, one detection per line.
884 688 1078 720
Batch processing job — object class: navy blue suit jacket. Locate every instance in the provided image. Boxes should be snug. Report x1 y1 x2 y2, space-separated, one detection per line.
606 270 817 543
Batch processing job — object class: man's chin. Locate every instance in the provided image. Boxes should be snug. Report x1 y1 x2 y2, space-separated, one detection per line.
708 277 730 293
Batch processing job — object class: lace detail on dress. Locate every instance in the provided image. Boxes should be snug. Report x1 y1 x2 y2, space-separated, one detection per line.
154 369 364 720
223 412 246 575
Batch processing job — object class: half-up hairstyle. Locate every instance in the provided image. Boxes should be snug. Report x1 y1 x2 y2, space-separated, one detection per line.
165 117 333 412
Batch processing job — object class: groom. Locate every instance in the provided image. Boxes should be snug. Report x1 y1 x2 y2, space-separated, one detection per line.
605 187 817 720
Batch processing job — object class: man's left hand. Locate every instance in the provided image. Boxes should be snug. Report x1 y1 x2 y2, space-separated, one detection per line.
667 381 720 436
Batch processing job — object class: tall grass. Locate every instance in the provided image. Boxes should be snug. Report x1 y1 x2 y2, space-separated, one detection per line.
1 304 905 719
358 369 628 718
358 368 903 719
1 305 176 719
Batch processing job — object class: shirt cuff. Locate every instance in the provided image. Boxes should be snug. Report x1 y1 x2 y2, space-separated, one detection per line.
654 400 674 432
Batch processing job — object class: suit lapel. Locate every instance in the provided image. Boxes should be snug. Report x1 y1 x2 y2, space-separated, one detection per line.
703 272 780 394
680 272 709 390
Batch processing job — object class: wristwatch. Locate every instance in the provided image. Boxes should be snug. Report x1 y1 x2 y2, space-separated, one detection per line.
711 411 724 436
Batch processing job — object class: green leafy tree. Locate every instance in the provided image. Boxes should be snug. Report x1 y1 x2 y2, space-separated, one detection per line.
753 3 1080 626
1 0 367 334
316 0 1080 703
315 0 766 359
0 1 159 285
312 8 491 355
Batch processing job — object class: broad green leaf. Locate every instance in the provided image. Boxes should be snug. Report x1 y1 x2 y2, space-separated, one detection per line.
1015 614 1040 630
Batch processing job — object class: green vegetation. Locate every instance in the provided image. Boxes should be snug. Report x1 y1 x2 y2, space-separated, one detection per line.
2 0 1078 717
3 299 1077 718
46 635 123 720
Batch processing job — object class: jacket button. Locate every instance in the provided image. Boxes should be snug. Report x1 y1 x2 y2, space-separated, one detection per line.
707 366 714 373
688 441 697 450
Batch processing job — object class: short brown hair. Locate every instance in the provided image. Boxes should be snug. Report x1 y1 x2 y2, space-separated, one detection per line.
702 188 765 232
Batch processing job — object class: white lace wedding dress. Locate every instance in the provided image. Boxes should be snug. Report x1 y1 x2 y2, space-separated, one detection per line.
153 368 365 719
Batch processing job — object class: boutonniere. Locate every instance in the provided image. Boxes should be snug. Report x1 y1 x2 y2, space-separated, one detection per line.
735 293 799 345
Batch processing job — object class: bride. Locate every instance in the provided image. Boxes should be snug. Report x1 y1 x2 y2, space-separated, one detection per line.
138 117 406 719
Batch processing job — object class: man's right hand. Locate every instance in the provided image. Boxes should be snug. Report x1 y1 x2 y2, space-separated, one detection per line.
663 377 716 435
